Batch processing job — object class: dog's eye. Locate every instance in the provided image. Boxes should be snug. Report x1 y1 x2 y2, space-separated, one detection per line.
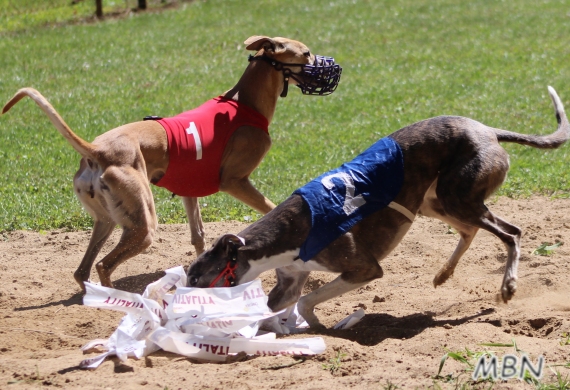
304 51 311 57
189 276 199 286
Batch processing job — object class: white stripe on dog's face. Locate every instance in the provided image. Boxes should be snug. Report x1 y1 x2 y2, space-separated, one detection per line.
239 249 332 283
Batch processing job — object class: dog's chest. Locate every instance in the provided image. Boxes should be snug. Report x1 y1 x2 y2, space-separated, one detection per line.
148 97 268 197
294 137 404 261
241 249 333 283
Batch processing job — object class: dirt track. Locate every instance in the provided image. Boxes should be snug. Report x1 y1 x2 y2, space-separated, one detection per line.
1 196 569 389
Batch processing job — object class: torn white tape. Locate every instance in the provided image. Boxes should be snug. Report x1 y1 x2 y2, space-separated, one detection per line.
142 265 186 302
229 337 326 356
333 308 365 330
80 266 364 368
148 327 230 362
168 280 270 319
83 283 165 324
79 351 112 369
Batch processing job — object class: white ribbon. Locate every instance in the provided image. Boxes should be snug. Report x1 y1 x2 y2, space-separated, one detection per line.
80 267 352 368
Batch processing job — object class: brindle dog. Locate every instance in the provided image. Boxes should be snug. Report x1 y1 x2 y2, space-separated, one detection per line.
186 87 568 333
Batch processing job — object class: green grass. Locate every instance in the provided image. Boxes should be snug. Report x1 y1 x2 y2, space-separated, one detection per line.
533 241 563 256
0 0 181 34
1 0 95 33
322 349 346 374
1 0 570 231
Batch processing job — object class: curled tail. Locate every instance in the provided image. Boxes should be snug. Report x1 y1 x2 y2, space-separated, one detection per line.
2 88 96 159
494 86 569 148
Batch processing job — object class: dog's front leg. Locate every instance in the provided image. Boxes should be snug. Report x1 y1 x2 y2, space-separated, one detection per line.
219 126 275 214
220 177 276 215
259 266 311 334
181 196 206 255
297 274 370 329
267 266 311 312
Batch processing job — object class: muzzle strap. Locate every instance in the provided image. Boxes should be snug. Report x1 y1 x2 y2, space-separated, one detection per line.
281 68 291 97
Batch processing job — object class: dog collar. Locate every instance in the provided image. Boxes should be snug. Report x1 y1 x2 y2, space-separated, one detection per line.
387 201 415 222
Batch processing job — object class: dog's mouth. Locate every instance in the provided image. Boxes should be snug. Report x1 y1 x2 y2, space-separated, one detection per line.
248 54 342 97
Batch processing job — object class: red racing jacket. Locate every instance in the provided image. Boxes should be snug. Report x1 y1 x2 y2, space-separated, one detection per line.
153 97 269 197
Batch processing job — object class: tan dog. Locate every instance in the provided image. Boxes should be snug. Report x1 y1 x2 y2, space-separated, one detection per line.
2 36 341 293
186 87 568 333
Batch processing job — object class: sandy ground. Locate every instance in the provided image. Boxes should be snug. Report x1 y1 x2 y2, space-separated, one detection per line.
1 196 569 389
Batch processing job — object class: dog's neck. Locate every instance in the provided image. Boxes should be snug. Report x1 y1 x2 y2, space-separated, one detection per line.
239 195 311 261
223 59 285 123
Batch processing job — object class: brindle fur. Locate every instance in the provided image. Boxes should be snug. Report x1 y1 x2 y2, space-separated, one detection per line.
187 87 569 332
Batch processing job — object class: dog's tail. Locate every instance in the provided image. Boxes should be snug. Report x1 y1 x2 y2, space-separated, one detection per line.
2 88 97 159
494 86 569 149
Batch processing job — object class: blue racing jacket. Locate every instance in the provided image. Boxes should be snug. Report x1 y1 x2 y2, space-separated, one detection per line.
293 136 404 261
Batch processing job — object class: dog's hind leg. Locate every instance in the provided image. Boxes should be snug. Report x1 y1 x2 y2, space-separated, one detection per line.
73 159 117 292
182 196 206 255
475 213 521 302
74 219 114 292
438 208 520 303
437 208 521 302
436 144 521 302
419 180 479 287
95 225 156 287
93 164 158 288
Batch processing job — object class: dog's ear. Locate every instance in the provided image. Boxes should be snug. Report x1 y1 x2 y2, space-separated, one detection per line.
245 35 288 55
245 36 288 57
217 234 245 260
244 35 273 51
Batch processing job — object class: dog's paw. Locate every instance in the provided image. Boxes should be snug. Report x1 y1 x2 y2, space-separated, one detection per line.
298 312 325 330
500 278 517 303
297 302 325 330
308 322 326 331
193 243 205 256
259 316 290 334
433 270 452 287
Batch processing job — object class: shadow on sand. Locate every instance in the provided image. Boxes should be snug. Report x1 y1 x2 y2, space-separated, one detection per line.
302 308 498 346
13 270 168 312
